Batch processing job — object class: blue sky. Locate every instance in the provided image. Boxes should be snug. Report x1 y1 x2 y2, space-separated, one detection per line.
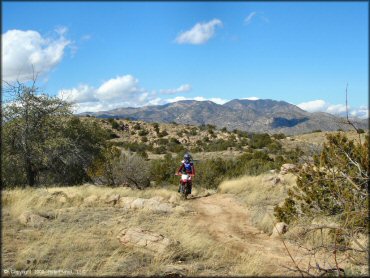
2 1 369 117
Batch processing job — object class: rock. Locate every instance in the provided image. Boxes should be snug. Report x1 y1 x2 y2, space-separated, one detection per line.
156 203 173 213
280 163 296 175
271 222 288 238
118 197 136 208
271 176 283 186
18 212 47 227
117 227 177 253
105 194 120 205
83 195 98 205
150 196 165 203
163 265 187 275
130 198 146 209
350 233 367 251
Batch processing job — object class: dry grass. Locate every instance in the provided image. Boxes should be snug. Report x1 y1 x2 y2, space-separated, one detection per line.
2 184 274 276
219 173 297 233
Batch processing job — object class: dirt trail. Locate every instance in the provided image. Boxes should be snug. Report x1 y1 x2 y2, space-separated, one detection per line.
191 193 307 275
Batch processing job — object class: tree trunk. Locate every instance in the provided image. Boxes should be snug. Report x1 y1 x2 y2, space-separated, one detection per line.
26 161 36 187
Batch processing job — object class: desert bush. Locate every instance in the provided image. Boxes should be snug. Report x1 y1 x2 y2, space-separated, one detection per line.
152 122 160 133
195 158 232 189
120 142 148 153
141 136 148 143
108 118 120 130
357 128 365 134
138 129 149 136
152 146 167 154
133 123 141 130
156 138 169 145
274 132 369 273
87 146 121 185
249 133 272 149
157 130 168 138
204 139 236 152
150 153 177 185
271 133 286 140
189 127 198 136
113 152 150 188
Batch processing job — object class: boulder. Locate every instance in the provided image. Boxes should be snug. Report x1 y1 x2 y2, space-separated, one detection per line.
105 194 120 205
118 197 136 208
18 212 47 227
280 163 296 175
83 195 98 205
271 222 288 238
130 198 146 209
117 227 177 253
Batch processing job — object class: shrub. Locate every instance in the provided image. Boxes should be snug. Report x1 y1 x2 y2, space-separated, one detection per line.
189 127 198 136
152 146 167 154
357 128 365 134
158 130 168 138
138 129 149 136
274 132 369 272
150 153 177 185
141 136 148 143
249 133 272 149
272 133 286 140
156 138 169 145
113 152 150 188
152 123 160 133
133 123 141 130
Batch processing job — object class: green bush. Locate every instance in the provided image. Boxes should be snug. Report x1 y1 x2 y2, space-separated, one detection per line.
133 123 141 130
150 153 177 185
249 133 272 149
274 133 369 229
152 146 167 154
272 133 286 140
138 129 149 136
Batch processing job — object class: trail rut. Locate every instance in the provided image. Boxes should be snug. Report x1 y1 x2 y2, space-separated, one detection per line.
191 193 307 275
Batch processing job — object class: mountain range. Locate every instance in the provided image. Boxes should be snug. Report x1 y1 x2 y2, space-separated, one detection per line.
80 99 368 135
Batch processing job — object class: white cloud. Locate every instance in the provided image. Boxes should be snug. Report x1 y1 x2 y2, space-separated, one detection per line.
244 12 269 25
244 12 257 25
175 19 223 45
96 75 144 101
193 96 229 105
160 84 192 95
326 104 347 115
59 75 153 113
297 99 368 119
2 28 71 82
58 84 97 103
163 96 228 105
242 96 260 101
297 100 326 112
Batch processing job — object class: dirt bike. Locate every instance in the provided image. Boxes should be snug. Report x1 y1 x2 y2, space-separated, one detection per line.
175 173 194 199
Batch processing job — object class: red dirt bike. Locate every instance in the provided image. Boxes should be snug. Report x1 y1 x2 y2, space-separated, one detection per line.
175 173 194 199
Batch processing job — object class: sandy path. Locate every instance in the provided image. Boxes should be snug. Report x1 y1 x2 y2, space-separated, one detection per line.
191 193 306 275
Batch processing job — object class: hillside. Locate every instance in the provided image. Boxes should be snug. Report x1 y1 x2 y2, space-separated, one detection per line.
80 99 368 135
82 116 367 162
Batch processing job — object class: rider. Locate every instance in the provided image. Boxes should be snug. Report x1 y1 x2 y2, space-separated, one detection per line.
177 153 195 194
